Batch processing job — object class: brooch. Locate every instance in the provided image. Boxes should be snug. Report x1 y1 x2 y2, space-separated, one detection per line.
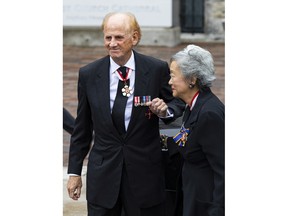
173 125 190 147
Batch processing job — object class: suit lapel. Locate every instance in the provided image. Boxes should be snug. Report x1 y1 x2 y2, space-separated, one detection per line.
91 57 119 133
126 51 151 134
133 51 150 96
185 88 213 128
94 57 110 111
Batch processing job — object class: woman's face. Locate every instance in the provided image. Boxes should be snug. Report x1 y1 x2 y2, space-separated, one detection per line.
169 61 189 100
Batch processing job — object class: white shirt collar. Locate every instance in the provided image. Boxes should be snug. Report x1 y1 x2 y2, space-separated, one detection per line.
190 94 199 111
110 51 135 73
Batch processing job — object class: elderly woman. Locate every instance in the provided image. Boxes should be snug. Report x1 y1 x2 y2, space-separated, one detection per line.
164 44 225 216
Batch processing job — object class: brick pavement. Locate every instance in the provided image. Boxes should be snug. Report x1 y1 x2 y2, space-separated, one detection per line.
63 42 225 166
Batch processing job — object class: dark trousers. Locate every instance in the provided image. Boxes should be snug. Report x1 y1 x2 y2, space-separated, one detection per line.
87 165 164 216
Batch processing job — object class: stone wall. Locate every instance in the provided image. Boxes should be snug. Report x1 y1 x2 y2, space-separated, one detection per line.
205 0 225 39
63 0 225 46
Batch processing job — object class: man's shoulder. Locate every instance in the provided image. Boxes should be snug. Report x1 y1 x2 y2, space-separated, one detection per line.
133 50 167 65
80 55 109 71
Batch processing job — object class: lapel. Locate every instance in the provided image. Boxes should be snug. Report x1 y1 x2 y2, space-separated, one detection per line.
90 56 120 133
131 51 151 96
184 88 213 128
126 51 151 134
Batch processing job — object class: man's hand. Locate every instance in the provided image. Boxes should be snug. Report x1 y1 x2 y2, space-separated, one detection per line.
146 98 168 118
67 176 82 200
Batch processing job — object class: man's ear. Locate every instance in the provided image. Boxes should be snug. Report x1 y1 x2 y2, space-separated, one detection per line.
132 31 139 46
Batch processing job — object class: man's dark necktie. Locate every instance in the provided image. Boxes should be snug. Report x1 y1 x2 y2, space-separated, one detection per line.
112 66 129 135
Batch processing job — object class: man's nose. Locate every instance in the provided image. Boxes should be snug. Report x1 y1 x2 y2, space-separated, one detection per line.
109 38 117 47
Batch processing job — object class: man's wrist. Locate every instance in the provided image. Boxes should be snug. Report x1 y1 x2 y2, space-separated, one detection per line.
68 174 80 177
159 108 174 119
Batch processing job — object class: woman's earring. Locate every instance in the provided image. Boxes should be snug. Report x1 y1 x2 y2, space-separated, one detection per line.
189 83 195 89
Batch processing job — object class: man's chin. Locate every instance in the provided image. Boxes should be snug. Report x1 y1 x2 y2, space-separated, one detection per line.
109 50 121 57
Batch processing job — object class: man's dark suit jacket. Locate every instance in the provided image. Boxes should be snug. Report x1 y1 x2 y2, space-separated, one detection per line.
68 50 185 209
167 87 225 216
63 108 75 135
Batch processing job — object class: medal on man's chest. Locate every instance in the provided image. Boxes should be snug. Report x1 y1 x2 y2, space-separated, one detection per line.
117 67 133 97
122 84 133 97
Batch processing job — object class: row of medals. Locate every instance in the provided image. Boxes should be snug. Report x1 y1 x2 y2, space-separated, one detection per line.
121 83 151 107
119 68 151 106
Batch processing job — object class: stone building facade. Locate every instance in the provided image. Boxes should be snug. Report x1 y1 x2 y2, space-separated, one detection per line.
63 0 225 47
